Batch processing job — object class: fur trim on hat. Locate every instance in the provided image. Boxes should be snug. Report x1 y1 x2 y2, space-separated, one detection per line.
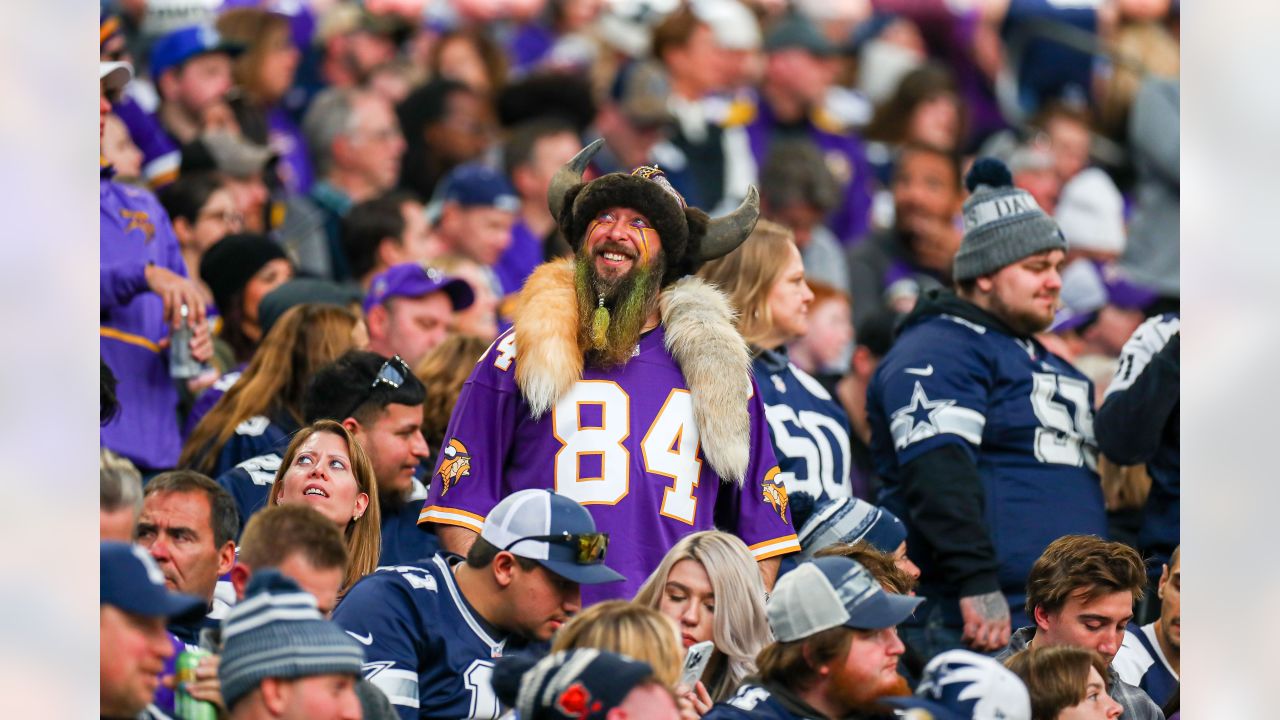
510 259 751 483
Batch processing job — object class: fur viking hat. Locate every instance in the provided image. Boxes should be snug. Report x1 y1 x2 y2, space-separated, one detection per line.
547 139 761 284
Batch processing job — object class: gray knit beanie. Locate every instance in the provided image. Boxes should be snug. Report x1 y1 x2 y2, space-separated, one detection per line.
219 570 365 710
953 158 1065 282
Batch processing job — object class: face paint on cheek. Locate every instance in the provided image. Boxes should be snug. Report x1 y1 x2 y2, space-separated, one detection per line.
637 227 653 264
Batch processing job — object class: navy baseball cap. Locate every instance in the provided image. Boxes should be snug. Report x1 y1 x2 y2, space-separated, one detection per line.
363 263 476 314
509 649 657 720
768 556 923 641
480 489 625 585
437 163 520 211
101 541 206 623
259 278 364 335
881 650 1031 720
150 25 241 79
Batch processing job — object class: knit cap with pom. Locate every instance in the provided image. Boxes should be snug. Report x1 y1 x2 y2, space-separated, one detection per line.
953 157 1066 282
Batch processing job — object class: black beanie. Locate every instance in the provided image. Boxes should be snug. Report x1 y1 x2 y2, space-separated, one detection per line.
199 233 288 315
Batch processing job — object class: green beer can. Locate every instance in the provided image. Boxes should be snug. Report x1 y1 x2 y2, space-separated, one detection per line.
175 648 218 720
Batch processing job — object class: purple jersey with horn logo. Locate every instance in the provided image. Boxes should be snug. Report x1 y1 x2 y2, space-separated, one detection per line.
420 326 800 603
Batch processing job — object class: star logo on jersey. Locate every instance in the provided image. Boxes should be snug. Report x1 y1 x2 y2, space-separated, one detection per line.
761 467 790 524
436 439 471 496
890 382 956 444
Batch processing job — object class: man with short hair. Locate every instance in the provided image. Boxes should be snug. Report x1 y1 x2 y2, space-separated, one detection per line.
997 534 1163 720
220 571 365 720
343 192 437 289
334 489 625 719
135 470 240 640
846 143 965 330
364 263 475 366
151 24 238 145
866 158 1107 657
233 504 349 617
750 10 874 245
1113 545 1180 708
101 542 206 720
497 118 582 294
759 138 847 296
704 556 922 719
296 87 407 280
432 162 520 273
419 142 799 602
218 350 435 564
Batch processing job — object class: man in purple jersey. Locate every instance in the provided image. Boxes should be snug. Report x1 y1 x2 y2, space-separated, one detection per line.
419 140 800 603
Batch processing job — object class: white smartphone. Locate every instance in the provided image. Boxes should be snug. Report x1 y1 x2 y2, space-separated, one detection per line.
677 640 715 691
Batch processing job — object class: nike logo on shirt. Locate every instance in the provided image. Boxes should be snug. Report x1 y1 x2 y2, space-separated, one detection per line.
905 365 934 376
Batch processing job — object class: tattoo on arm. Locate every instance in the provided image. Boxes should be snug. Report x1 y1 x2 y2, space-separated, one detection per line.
973 590 1009 621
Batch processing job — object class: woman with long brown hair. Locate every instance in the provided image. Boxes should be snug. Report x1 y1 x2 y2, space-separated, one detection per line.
266 420 381 594
179 303 366 477
698 220 856 505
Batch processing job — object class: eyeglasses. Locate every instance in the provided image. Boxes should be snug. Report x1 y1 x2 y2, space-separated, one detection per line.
502 531 610 565
198 208 245 228
341 355 410 420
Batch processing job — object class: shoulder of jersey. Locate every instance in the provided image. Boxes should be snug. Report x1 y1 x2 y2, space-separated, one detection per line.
786 363 834 401
718 95 758 128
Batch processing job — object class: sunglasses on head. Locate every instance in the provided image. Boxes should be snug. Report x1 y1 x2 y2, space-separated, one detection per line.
341 355 410 420
502 531 610 565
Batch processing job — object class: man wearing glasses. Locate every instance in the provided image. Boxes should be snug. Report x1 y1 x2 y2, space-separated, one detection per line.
333 489 623 720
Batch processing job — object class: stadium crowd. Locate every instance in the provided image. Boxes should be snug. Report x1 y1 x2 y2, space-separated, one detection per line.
99 0 1180 718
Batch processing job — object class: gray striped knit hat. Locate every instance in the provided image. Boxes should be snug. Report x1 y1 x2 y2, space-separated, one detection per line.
219 570 365 710
953 158 1066 282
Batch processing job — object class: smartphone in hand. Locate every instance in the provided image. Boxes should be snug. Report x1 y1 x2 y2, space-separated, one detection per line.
677 640 714 691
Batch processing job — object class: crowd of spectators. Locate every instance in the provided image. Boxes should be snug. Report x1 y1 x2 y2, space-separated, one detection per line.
100 0 1180 718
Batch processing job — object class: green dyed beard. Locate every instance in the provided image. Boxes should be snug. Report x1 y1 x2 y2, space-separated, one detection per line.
575 247 665 368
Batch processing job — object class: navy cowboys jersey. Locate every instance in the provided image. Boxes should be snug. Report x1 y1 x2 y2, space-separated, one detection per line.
868 307 1107 601
753 349 854 504
702 683 825 720
332 554 527 719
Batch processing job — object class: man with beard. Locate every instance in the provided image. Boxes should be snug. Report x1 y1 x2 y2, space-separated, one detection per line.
846 143 965 331
704 556 922 719
1114 545 1180 707
419 139 800 603
866 158 1107 660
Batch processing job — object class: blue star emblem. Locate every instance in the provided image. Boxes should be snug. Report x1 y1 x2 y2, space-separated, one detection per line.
891 382 955 441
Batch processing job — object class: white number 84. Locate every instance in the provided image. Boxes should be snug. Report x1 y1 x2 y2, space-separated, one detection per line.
552 381 703 524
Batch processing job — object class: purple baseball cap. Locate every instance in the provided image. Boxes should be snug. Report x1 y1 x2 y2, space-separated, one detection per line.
363 262 476 314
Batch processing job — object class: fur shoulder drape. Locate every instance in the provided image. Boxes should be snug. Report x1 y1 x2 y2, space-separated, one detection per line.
510 260 751 484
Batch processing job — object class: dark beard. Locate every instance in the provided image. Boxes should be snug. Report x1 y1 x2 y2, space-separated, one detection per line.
574 246 665 368
988 289 1056 336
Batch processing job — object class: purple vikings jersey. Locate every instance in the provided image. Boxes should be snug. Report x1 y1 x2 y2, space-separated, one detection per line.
419 326 800 603
333 554 529 720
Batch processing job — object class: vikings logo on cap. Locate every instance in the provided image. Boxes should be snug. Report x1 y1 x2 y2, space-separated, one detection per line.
630 165 686 208
436 439 472 496
761 467 790 524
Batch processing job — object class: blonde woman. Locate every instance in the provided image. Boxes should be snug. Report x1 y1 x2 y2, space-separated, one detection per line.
267 420 381 594
698 220 856 504
552 600 708 718
634 531 773 705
